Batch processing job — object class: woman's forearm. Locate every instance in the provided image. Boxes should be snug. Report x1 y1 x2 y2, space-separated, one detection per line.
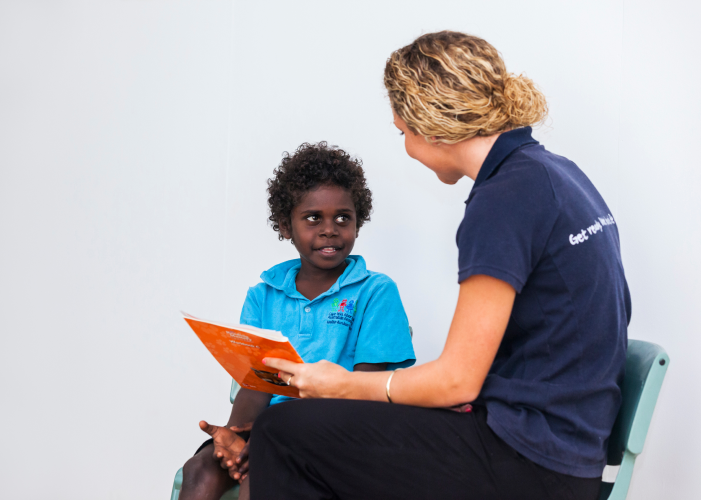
339 275 515 407
341 358 480 407
265 275 515 406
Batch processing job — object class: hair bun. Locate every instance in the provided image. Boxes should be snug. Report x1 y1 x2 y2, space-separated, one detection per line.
502 73 548 128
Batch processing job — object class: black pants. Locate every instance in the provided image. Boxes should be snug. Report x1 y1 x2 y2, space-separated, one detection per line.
249 399 601 500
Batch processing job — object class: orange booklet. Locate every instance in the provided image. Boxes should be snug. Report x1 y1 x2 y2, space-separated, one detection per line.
182 311 303 398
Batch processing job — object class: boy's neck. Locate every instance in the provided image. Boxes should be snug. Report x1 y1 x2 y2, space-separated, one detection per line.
295 259 349 301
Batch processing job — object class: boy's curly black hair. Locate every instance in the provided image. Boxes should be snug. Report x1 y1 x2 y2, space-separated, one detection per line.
267 142 373 240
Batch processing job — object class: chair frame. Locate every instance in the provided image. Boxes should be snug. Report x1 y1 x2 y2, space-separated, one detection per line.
598 339 669 500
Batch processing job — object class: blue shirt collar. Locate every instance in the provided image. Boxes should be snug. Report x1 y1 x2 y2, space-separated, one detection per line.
473 127 539 188
260 255 370 301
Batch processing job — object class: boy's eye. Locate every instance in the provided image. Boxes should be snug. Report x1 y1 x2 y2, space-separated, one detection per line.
335 214 350 223
399 131 405 136
305 215 320 222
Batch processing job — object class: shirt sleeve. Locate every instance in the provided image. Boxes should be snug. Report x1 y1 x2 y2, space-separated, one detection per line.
353 278 416 369
457 164 559 292
239 287 262 328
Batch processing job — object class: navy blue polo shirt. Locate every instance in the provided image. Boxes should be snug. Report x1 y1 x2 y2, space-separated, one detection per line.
457 127 631 478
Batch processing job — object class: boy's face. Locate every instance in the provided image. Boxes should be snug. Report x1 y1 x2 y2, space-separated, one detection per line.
281 185 357 272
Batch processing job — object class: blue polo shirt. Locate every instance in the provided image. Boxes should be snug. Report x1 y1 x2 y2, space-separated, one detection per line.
239 255 416 405
457 127 631 478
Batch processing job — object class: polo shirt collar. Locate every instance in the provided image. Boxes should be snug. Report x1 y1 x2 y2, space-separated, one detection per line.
473 127 539 188
260 255 370 301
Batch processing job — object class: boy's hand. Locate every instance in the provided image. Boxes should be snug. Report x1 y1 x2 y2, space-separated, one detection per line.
229 423 253 483
199 420 247 470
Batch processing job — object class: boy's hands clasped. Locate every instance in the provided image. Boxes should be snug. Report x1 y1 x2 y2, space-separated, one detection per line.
199 420 252 482
196 360 353 487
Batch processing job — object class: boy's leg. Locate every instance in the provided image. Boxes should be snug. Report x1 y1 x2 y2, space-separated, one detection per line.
237 476 250 500
180 441 237 500
249 399 601 500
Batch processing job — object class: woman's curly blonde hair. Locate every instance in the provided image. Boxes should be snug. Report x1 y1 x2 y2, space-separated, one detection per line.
384 31 548 143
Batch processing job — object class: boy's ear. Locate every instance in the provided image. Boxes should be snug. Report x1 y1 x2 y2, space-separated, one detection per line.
279 219 292 240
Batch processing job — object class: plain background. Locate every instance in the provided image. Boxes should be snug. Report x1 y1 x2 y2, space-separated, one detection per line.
1 1 699 498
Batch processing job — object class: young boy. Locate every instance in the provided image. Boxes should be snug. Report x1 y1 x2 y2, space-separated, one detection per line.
179 142 415 500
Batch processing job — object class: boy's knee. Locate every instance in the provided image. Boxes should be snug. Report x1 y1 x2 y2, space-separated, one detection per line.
183 445 222 486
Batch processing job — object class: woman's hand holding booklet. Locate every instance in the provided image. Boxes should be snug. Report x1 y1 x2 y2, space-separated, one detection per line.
181 311 304 398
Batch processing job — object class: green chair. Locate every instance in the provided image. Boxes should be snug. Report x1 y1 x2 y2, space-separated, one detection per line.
170 380 241 500
599 339 669 500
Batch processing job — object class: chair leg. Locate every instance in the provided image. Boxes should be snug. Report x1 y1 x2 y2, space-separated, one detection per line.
606 452 637 500
170 467 184 500
170 466 238 500
220 485 240 500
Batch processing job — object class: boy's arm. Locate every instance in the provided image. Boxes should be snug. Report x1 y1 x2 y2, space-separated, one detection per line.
352 279 415 369
226 388 273 429
354 363 387 372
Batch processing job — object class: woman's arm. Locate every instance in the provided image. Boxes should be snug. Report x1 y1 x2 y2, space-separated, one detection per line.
264 274 515 408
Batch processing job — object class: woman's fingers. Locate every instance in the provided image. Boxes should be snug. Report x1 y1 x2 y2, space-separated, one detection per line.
263 357 301 374
262 359 350 399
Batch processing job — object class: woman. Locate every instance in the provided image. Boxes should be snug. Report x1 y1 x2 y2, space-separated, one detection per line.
253 31 630 500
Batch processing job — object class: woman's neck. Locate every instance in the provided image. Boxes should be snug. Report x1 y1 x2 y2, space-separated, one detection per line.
450 133 503 181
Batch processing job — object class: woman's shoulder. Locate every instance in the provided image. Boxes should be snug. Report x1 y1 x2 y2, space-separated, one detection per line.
483 146 558 195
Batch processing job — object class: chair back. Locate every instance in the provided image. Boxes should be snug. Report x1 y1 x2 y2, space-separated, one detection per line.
230 379 241 404
599 339 669 500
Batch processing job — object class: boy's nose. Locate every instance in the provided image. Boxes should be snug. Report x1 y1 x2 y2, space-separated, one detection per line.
319 220 338 236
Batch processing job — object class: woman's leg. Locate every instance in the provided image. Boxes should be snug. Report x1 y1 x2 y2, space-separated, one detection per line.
249 399 600 500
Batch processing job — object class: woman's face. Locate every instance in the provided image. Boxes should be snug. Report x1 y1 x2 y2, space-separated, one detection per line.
392 112 463 185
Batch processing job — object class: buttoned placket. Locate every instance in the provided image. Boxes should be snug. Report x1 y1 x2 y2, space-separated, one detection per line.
299 300 314 339
277 258 367 342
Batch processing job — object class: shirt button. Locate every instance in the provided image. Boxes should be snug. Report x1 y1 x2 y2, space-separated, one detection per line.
304 307 311 313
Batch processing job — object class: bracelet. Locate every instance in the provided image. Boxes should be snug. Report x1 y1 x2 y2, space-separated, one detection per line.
385 368 403 404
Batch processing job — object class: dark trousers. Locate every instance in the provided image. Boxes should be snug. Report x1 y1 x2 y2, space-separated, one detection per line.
249 399 601 500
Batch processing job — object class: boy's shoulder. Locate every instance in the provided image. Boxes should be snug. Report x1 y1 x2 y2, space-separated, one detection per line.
248 255 397 295
340 255 396 289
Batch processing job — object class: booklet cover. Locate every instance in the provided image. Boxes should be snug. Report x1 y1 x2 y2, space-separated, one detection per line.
182 311 303 398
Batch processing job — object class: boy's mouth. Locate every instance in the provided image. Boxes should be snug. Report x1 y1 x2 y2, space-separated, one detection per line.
316 246 341 256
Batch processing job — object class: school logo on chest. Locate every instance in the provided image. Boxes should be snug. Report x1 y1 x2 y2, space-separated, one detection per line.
327 298 357 328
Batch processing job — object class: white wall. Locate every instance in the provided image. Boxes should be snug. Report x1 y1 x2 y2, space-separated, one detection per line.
0 1 698 498
0 2 235 498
